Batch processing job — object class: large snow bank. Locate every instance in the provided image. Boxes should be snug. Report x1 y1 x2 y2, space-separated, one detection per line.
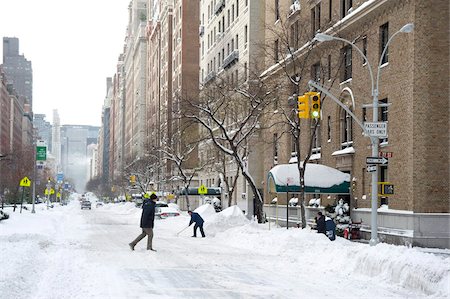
203 205 249 237
194 203 216 219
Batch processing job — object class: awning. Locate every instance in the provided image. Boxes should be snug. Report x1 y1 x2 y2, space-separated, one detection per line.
268 163 350 194
177 187 222 196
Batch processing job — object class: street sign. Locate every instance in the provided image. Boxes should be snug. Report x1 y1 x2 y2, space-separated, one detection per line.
367 165 377 173
36 146 47 161
364 122 388 138
20 177 31 187
366 157 389 165
379 151 393 158
57 173 64 183
198 184 208 195
379 183 394 196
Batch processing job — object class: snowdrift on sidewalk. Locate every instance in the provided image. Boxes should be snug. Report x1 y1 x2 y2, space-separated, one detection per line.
202 205 249 237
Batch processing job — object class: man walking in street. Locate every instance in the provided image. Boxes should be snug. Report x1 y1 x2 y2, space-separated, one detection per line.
188 210 205 238
129 193 157 251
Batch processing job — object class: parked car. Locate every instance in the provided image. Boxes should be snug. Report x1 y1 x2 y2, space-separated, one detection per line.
0 210 9 221
81 200 91 210
156 206 180 219
95 202 103 208
155 202 180 219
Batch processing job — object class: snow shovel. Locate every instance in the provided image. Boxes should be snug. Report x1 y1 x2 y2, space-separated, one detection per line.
176 226 189 237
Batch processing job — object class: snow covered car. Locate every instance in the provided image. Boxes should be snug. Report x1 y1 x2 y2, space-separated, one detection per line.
81 201 91 210
155 203 180 219
0 210 9 221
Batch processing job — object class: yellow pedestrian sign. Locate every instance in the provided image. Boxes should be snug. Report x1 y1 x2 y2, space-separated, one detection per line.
198 184 208 195
20 177 31 187
45 188 55 195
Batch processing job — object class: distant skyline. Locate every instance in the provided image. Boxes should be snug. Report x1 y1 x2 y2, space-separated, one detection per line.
0 0 130 126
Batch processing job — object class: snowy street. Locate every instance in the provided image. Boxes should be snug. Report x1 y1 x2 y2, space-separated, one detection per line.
1 197 449 299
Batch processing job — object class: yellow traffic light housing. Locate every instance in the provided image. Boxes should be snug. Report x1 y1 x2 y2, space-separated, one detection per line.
298 95 310 119
309 92 321 119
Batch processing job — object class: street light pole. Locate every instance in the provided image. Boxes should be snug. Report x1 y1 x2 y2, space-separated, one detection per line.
314 23 414 246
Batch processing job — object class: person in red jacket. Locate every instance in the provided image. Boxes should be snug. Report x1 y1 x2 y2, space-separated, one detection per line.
188 211 205 238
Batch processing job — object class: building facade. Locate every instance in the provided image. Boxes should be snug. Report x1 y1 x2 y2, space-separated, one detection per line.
261 0 449 248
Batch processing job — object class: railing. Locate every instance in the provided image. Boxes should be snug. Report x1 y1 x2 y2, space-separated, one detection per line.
203 71 216 85
215 0 225 15
223 50 239 69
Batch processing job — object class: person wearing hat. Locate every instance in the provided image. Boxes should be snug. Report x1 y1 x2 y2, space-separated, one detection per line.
129 193 157 251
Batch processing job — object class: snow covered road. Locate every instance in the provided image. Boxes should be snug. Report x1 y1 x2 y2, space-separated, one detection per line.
1 199 449 299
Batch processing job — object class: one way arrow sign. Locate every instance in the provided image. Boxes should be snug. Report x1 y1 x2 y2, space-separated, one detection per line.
366 157 389 165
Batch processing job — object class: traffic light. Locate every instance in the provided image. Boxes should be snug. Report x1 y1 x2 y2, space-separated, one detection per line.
309 91 321 119
298 95 310 119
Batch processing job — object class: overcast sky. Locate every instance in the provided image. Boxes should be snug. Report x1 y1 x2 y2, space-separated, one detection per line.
0 0 130 126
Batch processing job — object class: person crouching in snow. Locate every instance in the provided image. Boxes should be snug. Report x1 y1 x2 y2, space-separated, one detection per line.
188 211 205 238
315 211 326 234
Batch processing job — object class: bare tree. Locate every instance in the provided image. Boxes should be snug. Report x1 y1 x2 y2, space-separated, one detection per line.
183 71 277 222
260 9 344 228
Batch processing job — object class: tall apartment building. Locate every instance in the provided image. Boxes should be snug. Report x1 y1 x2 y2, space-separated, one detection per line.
261 0 449 248
2 37 32 108
198 0 266 214
145 0 199 193
110 55 126 184
124 0 148 165
97 78 112 187
33 114 52 151
52 109 62 173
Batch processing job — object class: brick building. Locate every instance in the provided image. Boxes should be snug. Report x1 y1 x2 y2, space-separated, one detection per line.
261 0 449 248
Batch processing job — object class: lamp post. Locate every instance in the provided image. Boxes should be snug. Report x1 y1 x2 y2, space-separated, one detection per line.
314 23 414 246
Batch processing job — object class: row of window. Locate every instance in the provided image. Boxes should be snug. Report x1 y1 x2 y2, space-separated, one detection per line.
280 22 390 85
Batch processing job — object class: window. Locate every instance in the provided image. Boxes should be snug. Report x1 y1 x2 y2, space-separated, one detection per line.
244 25 248 48
311 3 321 35
311 121 321 153
244 62 248 80
273 133 278 164
327 54 332 80
227 9 230 27
236 0 239 17
232 5 235 22
290 20 299 50
218 52 221 67
340 0 352 18
312 62 321 82
340 106 353 148
362 107 367 122
362 35 367 64
236 34 239 49
274 39 279 62
379 98 388 144
327 116 331 141
275 0 280 21
380 22 389 64
329 0 332 21
245 0 248 6
341 45 352 81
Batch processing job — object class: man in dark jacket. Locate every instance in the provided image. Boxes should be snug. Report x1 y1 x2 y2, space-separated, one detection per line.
129 193 157 251
315 211 326 234
188 211 205 238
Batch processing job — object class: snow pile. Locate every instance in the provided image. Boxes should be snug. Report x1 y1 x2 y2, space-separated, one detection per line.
204 205 249 237
214 222 450 297
193 203 216 219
